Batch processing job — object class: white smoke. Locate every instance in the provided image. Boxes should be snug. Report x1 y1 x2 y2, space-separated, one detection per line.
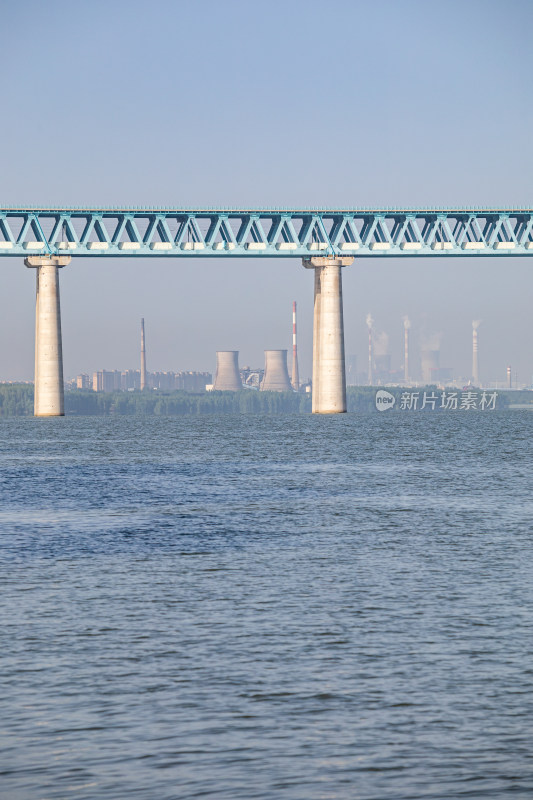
403 315 411 330
374 331 389 356
472 319 481 330
366 313 374 329
422 332 443 350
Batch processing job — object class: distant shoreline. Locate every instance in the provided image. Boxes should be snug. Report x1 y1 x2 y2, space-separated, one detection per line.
0 385 527 417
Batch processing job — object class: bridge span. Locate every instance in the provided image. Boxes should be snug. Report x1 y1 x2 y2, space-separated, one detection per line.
4 206 533 416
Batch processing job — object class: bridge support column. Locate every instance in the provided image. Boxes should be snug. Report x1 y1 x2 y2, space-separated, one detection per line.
303 256 353 414
25 255 71 417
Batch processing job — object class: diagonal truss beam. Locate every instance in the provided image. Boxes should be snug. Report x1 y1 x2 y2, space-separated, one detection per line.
0 207 532 257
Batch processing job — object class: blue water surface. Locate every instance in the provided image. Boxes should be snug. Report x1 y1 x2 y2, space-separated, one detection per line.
1 413 532 799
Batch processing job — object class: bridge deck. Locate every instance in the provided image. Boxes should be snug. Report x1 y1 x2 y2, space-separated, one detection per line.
1 207 532 258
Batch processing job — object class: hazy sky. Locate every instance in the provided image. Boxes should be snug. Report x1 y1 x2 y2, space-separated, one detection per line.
1 0 532 384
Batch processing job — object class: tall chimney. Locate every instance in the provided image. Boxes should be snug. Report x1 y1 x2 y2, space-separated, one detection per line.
403 316 410 383
213 351 242 391
472 320 480 385
291 301 299 391
507 365 512 388
140 317 147 390
261 350 292 391
366 313 373 385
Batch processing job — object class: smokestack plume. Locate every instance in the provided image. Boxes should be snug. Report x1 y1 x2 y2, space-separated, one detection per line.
472 320 481 385
403 316 410 383
421 349 440 384
420 331 443 384
213 351 242 391
261 350 292 392
291 301 299 391
403 316 411 383
366 313 373 385
140 317 147 390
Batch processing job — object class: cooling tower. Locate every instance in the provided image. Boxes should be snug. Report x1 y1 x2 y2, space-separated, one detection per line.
261 350 292 392
213 351 242 391
421 349 440 383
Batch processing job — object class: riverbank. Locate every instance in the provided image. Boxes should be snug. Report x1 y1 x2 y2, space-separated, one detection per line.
0 384 523 417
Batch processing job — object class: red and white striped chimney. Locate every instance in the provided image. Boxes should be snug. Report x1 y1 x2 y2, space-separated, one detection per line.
291 301 299 391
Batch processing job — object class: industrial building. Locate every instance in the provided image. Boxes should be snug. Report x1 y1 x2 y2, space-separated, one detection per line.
241 366 264 388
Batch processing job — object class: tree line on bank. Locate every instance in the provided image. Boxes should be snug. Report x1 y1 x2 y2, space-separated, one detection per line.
0 386 311 416
0 384 516 417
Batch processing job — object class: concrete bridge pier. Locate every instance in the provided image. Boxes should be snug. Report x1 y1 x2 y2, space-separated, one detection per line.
303 256 353 414
25 255 71 417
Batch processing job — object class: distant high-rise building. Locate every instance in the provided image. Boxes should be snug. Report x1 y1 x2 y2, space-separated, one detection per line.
176 372 212 392
150 371 212 392
92 370 121 392
121 369 141 391
90 369 211 393
76 373 91 390
151 371 174 391
103 371 116 392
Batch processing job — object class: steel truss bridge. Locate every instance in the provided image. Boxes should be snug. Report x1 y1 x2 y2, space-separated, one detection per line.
1 207 533 258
